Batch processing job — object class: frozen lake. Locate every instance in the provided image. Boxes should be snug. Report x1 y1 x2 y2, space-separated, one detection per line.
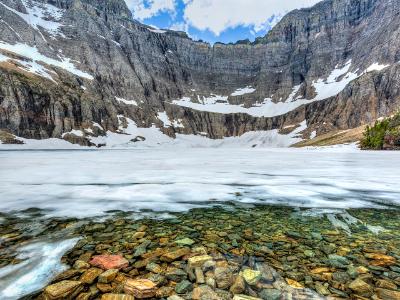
1 147 400 218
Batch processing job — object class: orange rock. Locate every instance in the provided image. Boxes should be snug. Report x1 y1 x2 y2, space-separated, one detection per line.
321 273 333 281
160 248 190 262
365 253 396 267
142 248 165 259
286 278 304 289
124 279 157 299
90 255 129 270
376 288 400 300
97 283 113 293
310 267 331 274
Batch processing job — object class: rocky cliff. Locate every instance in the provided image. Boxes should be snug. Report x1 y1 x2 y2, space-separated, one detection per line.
0 0 399 147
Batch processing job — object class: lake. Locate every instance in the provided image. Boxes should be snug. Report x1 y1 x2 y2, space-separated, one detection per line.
0 148 399 299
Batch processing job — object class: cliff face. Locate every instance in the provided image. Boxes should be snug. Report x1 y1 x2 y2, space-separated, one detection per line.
0 0 399 146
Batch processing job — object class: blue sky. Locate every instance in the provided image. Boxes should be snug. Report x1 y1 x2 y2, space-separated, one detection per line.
124 0 321 44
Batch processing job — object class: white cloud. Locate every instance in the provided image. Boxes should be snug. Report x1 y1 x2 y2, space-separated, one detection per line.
182 0 321 36
125 0 176 20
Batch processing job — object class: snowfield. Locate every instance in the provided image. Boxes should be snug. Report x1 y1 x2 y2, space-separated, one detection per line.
0 42 94 80
170 61 390 118
0 117 309 149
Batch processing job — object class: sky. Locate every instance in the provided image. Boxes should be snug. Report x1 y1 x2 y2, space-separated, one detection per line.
124 0 322 44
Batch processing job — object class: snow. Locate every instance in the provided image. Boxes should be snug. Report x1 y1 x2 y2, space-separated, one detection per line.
172 119 185 128
1 137 85 150
92 122 104 130
115 96 138 106
0 42 94 80
148 28 167 34
366 63 390 72
0 0 65 38
231 86 256 96
157 111 172 127
171 86 309 117
1 117 307 150
0 147 399 220
111 40 121 47
0 238 79 300
304 142 360 152
312 60 359 101
156 112 184 129
310 130 317 139
170 61 366 118
62 129 84 138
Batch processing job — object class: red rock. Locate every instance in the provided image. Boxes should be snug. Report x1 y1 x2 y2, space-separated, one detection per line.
89 255 129 270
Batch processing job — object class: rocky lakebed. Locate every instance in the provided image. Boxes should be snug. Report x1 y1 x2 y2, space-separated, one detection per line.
0 204 399 300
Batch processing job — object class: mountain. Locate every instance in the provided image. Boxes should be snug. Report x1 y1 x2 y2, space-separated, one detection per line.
0 0 399 148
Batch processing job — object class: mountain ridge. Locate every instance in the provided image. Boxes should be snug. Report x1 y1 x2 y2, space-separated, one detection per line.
0 0 399 147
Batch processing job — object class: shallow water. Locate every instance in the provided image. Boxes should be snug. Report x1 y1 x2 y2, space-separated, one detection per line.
0 148 400 299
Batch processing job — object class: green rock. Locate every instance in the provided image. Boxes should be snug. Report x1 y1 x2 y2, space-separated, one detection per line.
259 289 281 300
175 280 193 294
347 266 359 279
315 282 330 296
175 238 195 246
304 250 315 258
332 271 350 283
242 269 261 285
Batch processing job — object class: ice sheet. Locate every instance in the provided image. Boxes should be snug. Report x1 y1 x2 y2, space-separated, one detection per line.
0 148 399 218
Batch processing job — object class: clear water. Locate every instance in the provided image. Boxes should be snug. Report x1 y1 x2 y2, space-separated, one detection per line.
1 148 400 299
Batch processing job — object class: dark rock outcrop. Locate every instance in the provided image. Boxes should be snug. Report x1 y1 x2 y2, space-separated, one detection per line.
0 0 399 145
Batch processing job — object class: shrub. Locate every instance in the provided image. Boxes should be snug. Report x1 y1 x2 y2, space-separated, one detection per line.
360 111 400 149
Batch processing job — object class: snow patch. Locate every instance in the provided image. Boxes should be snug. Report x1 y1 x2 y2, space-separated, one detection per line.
231 86 256 96
148 27 166 34
92 122 104 130
157 111 172 127
312 60 358 101
366 63 390 73
0 0 65 38
115 97 138 106
62 129 84 138
170 61 364 118
0 42 94 80
310 130 317 139
171 86 308 117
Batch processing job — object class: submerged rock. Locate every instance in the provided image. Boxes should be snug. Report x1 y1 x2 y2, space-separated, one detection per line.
43 280 83 299
175 280 193 294
188 255 213 269
101 294 134 300
124 279 157 299
242 269 261 285
90 255 129 270
348 278 373 296
98 269 119 283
